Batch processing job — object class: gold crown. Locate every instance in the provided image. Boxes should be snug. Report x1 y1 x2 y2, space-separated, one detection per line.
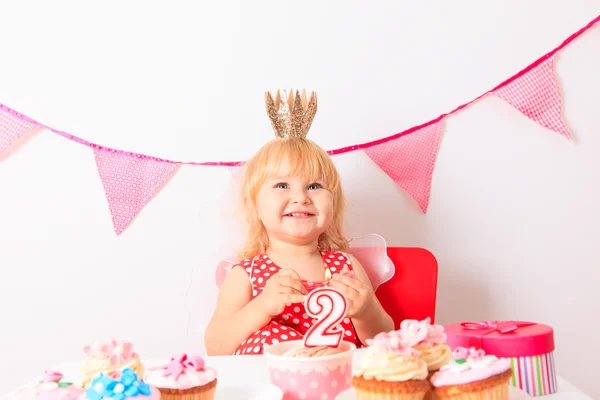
265 89 317 139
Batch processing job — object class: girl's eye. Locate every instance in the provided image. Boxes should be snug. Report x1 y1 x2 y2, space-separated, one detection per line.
308 183 322 190
274 182 289 189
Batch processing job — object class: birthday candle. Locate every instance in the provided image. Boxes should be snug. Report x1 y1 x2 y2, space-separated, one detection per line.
303 287 348 348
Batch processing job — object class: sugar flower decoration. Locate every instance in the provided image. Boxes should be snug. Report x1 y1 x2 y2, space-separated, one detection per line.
85 368 151 400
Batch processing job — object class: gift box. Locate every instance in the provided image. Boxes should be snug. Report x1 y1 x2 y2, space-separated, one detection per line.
444 320 556 397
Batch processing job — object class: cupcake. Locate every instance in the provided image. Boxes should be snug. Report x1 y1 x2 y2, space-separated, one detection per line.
9 371 83 400
80 368 159 400
430 347 512 400
80 339 145 388
352 330 431 400
143 353 217 400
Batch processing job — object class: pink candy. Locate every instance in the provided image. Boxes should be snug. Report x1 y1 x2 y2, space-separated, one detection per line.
366 330 421 357
42 371 63 383
453 346 486 361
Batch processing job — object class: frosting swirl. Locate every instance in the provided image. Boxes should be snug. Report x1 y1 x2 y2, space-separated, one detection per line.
80 339 144 388
430 347 511 387
144 354 217 390
354 346 428 382
414 343 453 372
282 345 342 358
396 318 451 371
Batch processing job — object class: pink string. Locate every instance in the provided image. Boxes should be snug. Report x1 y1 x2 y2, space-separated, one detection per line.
2 14 598 165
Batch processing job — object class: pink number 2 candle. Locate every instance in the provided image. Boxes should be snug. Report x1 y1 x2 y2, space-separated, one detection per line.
303 287 349 348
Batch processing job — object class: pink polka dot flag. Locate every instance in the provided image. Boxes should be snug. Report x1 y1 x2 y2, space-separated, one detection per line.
0 105 38 155
364 122 442 212
493 56 571 139
93 147 179 235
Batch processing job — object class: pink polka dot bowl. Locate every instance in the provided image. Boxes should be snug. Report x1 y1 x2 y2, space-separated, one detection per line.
264 340 356 400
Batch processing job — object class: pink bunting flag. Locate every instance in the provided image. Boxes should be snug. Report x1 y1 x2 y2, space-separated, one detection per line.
0 105 39 156
493 56 571 139
94 148 179 235
363 122 443 212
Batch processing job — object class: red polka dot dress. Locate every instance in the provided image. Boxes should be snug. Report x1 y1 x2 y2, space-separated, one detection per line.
234 250 361 355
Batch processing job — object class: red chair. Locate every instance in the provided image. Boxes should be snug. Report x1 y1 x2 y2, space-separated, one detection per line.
374 247 438 328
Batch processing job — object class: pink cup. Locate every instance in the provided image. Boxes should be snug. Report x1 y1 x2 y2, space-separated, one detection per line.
264 340 355 400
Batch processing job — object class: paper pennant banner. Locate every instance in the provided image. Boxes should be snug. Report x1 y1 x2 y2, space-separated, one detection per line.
94 148 179 235
493 56 571 139
363 122 443 212
0 105 39 156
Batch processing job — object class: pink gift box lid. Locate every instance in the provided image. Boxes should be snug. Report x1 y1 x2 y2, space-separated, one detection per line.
444 320 554 357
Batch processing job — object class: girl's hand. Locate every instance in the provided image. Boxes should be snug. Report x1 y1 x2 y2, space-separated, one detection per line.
328 272 374 319
256 269 308 317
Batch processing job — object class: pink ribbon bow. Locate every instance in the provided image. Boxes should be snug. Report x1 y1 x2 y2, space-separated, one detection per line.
160 354 205 380
459 320 533 334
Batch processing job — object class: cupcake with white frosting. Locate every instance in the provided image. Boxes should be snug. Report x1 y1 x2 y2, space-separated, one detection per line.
144 353 217 400
352 329 431 400
431 347 512 400
80 339 145 388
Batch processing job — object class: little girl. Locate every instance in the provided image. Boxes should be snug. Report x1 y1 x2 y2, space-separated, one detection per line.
204 134 394 356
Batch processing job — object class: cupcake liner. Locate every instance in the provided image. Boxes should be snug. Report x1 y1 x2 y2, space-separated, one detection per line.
423 369 440 400
354 390 429 400
352 376 431 400
154 379 217 400
423 387 440 400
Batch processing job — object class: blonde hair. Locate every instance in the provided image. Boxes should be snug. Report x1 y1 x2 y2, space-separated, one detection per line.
238 137 349 258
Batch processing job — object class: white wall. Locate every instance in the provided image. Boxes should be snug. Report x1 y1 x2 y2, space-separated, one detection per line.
1 0 599 396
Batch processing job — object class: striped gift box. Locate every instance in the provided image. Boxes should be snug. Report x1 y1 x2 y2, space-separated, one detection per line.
444 320 556 397
509 352 557 396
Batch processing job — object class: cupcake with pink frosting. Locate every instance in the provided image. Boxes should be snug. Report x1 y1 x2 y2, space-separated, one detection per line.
352 329 431 400
430 347 512 400
9 371 83 400
143 353 217 400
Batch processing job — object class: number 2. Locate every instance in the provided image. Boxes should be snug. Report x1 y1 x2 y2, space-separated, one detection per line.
303 287 348 348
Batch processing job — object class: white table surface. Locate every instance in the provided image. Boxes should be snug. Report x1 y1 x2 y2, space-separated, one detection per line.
4 349 592 400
